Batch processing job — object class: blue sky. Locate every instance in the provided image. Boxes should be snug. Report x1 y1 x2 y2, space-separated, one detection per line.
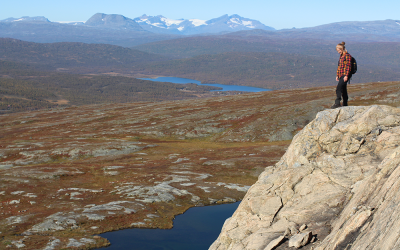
1 0 399 30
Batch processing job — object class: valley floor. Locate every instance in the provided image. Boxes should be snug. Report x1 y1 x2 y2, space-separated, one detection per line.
1 80 399 249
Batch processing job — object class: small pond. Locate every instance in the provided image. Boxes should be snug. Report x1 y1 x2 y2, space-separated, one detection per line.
138 77 270 92
99 202 240 250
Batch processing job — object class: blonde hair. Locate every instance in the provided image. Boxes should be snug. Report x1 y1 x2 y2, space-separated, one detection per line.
336 41 347 52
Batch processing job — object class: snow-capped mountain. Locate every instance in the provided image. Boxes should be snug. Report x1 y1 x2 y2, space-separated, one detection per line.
134 14 275 35
133 15 189 34
0 13 274 36
2 13 400 47
209 14 270 29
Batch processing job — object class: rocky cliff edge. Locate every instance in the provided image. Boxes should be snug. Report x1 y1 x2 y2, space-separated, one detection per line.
210 105 400 250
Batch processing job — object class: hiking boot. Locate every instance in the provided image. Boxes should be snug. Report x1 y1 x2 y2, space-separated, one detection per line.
330 103 342 109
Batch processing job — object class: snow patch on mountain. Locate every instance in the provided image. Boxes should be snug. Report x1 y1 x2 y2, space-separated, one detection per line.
161 17 185 26
135 18 147 23
152 23 164 28
55 21 85 26
190 19 207 27
230 18 241 25
242 21 255 28
135 15 184 28
56 21 84 23
132 16 153 25
228 18 256 28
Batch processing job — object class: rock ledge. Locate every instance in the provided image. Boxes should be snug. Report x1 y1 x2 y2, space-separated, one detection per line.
210 105 400 250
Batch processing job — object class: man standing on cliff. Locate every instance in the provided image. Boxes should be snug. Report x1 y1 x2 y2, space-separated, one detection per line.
331 41 352 109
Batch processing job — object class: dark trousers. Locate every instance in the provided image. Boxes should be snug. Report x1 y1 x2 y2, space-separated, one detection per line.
335 76 348 106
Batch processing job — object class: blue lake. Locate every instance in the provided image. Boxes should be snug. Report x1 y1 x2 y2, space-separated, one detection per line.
138 77 270 92
99 202 240 250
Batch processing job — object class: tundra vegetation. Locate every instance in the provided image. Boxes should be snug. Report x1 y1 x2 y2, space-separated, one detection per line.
1 77 400 248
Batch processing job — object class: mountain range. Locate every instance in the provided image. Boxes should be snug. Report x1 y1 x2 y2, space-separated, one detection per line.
0 13 274 36
1 13 400 47
132 14 275 35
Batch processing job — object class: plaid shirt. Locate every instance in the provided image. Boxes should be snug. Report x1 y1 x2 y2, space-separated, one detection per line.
337 52 352 78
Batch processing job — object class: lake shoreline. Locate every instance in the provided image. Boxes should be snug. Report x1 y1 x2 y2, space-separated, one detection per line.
98 201 241 250
137 76 272 92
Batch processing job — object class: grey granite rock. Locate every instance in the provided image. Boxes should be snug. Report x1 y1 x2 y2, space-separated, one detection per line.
27 212 79 233
210 105 400 250
43 239 61 250
264 235 285 250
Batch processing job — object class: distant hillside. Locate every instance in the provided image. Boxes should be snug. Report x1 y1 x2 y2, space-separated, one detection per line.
133 35 400 68
0 60 221 113
304 19 400 36
0 38 170 72
132 36 400 80
1 16 51 22
132 36 337 58
132 50 400 89
248 19 400 42
0 60 50 74
133 52 332 88
2 38 400 90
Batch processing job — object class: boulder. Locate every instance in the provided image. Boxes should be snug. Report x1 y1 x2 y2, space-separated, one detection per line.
289 231 312 248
